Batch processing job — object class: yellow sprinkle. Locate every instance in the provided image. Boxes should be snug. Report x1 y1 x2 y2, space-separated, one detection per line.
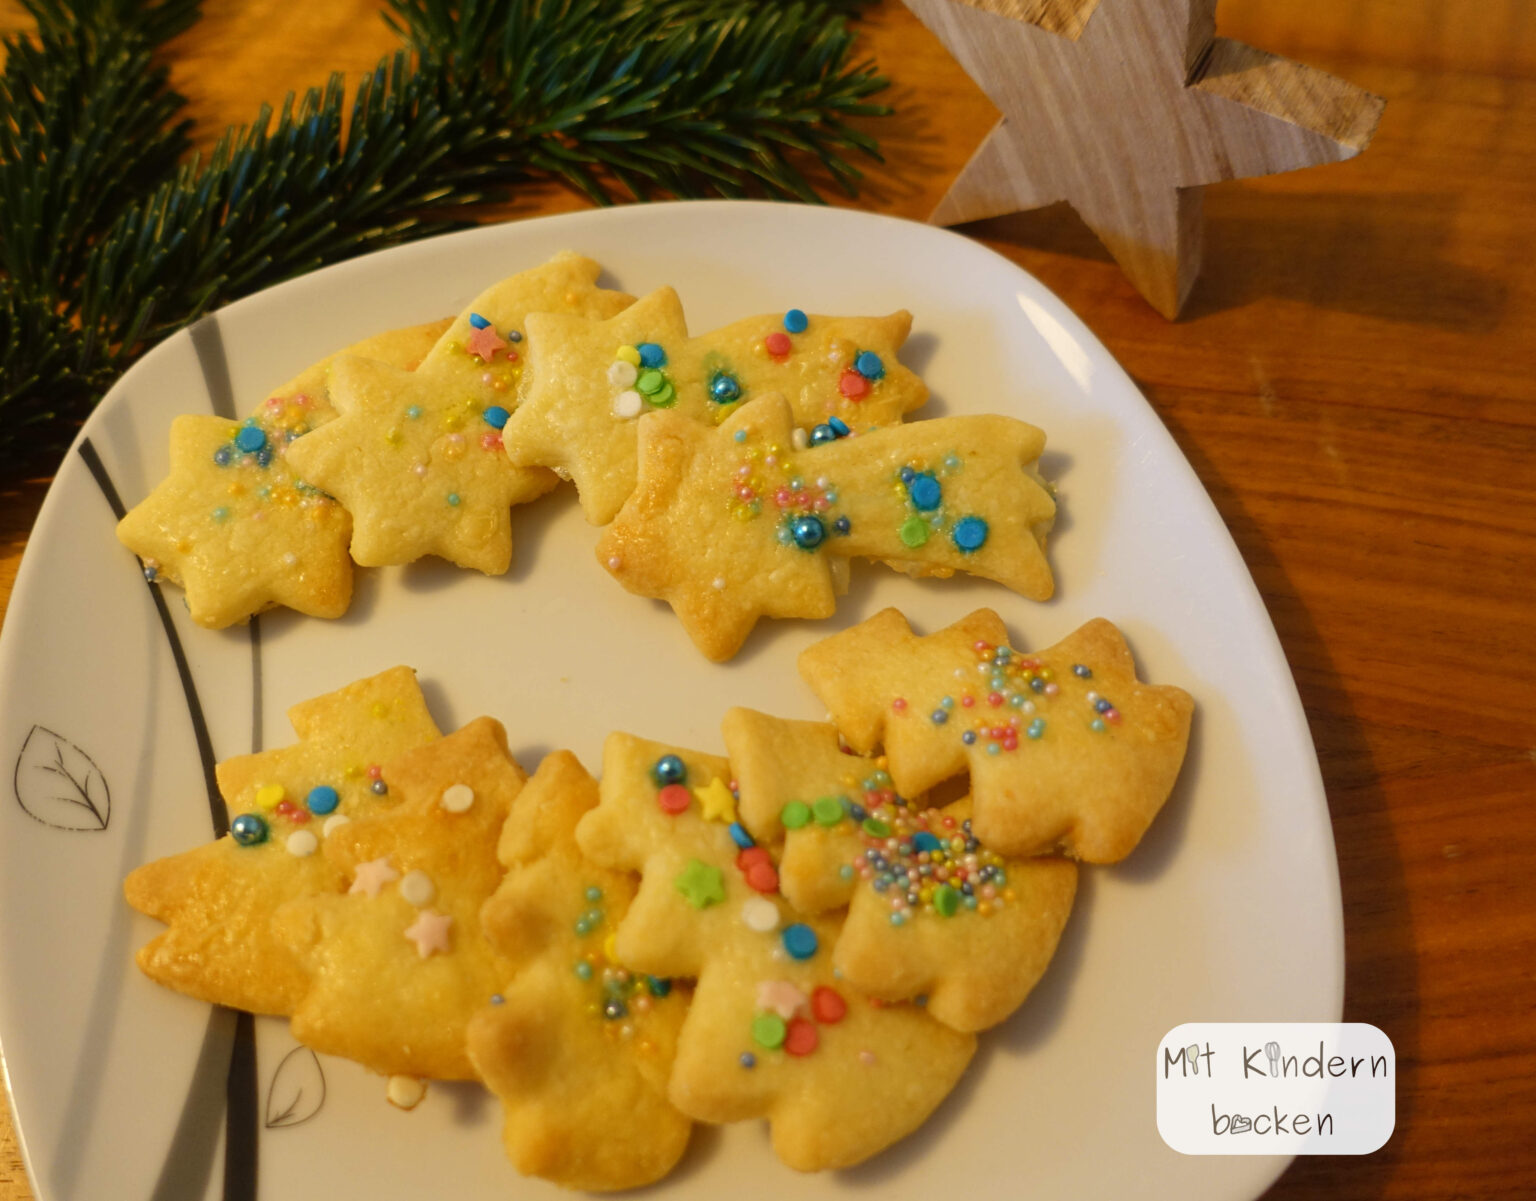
255 784 285 809
441 412 464 432
616 345 641 366
344 764 364 780
385 428 403 445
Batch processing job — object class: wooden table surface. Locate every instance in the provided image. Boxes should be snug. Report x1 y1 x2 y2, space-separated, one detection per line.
3 1 1534 1198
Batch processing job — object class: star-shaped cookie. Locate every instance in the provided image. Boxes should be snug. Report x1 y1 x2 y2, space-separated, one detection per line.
274 716 527 1080
124 667 442 1014
503 287 928 524
283 253 634 573
116 319 450 628
799 609 1195 861
596 392 1056 660
467 751 692 1191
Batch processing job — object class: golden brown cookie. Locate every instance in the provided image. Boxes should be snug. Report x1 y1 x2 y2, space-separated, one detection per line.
467 751 692 1191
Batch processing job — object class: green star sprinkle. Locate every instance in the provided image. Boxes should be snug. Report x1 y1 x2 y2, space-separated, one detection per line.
674 858 726 909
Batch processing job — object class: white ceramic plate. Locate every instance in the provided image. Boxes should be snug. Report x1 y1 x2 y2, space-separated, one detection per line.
0 201 1340 1201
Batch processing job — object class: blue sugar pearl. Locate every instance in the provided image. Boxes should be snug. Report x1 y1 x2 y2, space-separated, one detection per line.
1028 719 1045 739
986 743 1001 756
952 515 989 552
931 709 948 724
1095 698 1113 713
899 466 916 484
790 514 826 550
235 425 267 454
912 832 942 852
490 994 504 1005
585 886 604 902
848 804 867 822
782 924 818 959
256 446 273 467
833 516 851 535
961 730 977 745
854 350 885 379
889 912 906 927
1074 664 1092 678
1031 677 1046 693
941 696 954 708
740 1052 757 1069
840 864 854 880
143 565 159 582
828 416 850 437
212 446 232 466
508 330 522 343
1091 718 1106 732
783 309 808 333
647 976 672 997
729 822 755 849
447 493 461 507
733 429 747 443
306 785 340 815
574 962 593 980
907 472 942 511
651 754 687 787
810 423 837 446
483 405 510 429
230 813 268 847
709 372 741 403
468 312 490 329
406 405 422 419
637 342 666 368
370 779 388 795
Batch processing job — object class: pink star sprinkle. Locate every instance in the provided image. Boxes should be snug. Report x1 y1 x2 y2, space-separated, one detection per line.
404 909 453 958
349 856 399 898
465 324 508 363
756 980 809 1020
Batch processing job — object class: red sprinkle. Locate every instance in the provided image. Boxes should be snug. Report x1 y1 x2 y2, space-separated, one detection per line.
784 1017 820 1056
657 784 692 815
812 987 847 1024
745 861 779 893
366 764 382 780
892 698 907 713
961 696 975 708
838 369 869 399
765 332 792 357
737 846 772 871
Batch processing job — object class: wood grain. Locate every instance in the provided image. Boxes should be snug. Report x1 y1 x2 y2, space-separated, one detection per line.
3 2 1535 1199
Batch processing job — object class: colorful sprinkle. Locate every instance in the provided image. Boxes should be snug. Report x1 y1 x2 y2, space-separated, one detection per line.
482 405 510 429
637 342 666 368
854 350 885 379
838 369 870 399
781 923 818 960
468 313 490 329
675 859 726 908
783 309 808 333
789 514 826 549
285 829 318 857
255 784 285 810
752 1013 787 1049
899 516 930 548
812 796 844 826
709 371 742 403
784 1017 819 1056
742 897 780 933
657 784 692 815
764 332 792 357
729 822 755 849
812 986 847 1024
652 755 687 786
231 813 267 846
440 783 475 813
740 1052 757 1069
235 426 267 453
952 515 989 551
907 472 942 511
781 800 811 830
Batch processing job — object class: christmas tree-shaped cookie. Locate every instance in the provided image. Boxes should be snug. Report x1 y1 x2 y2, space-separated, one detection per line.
596 393 1056 660
124 667 442 1014
467 751 692 1191
575 732 976 1171
800 609 1195 861
284 253 634 574
273 717 527 1080
502 287 928 524
116 319 449 628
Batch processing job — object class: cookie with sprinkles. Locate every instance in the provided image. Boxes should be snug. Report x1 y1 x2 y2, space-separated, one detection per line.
468 751 692 1191
124 667 443 1015
665 907 976 1171
502 287 927 524
800 610 1195 862
116 318 451 628
721 708 895 915
830 798 1077 1033
282 253 634 574
596 392 1056 661
273 717 527 1080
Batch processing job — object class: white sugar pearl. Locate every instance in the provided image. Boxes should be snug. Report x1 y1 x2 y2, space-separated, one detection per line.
608 360 638 388
712 577 727 591
323 814 352 836
741 897 780 933
399 870 436 907
285 830 318 857
613 390 643 419
791 428 809 450
441 783 475 813
386 1076 426 1110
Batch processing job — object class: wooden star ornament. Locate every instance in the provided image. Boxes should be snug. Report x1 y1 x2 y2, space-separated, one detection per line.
905 0 1386 316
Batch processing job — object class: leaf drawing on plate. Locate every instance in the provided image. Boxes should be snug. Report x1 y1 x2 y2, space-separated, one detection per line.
265 1045 326 1129
13 725 111 831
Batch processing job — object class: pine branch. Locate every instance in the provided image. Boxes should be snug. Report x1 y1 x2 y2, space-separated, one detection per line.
1 0 891 477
